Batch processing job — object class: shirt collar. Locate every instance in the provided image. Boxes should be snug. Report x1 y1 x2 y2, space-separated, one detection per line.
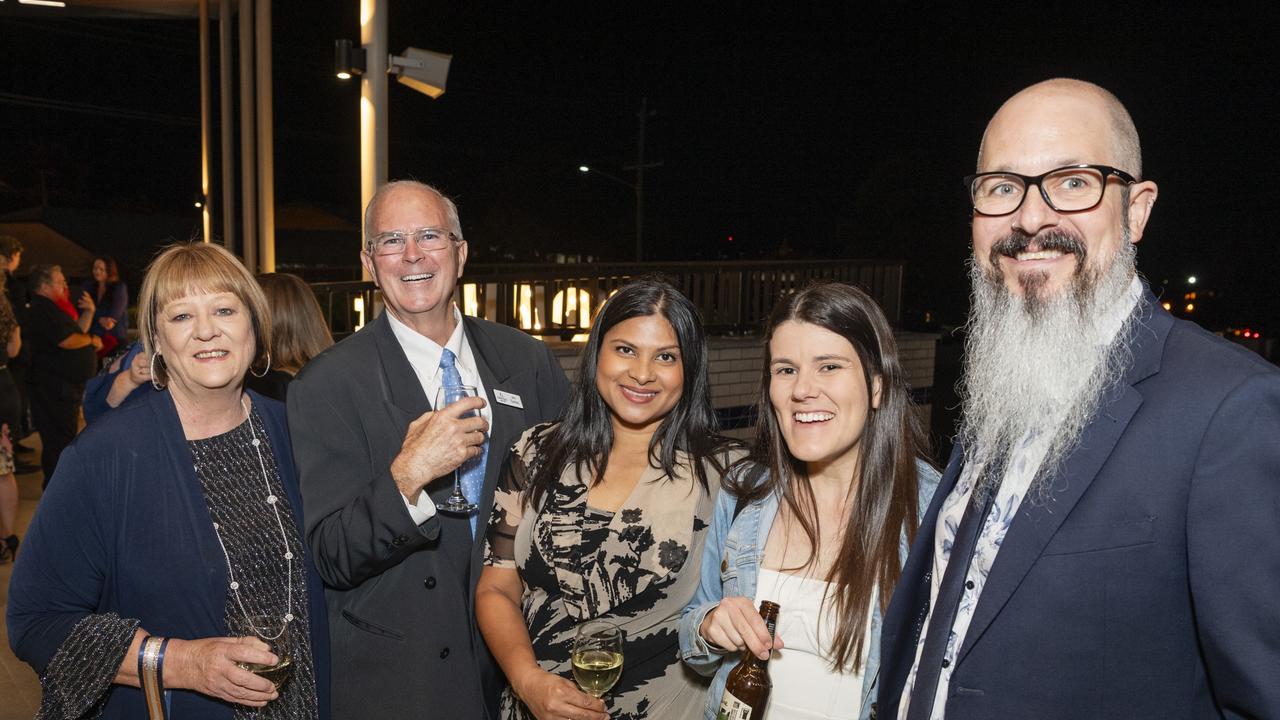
386 304 469 381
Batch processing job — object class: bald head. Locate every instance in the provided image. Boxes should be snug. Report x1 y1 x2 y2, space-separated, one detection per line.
978 79 1143 179
363 180 463 249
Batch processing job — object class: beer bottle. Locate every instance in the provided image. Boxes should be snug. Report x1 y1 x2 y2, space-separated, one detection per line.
716 600 780 720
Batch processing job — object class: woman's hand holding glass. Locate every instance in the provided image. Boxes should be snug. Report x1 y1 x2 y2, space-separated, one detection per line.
160 635 280 707
510 667 608 720
699 596 784 661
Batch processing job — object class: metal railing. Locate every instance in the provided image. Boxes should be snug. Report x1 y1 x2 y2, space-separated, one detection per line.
312 259 903 339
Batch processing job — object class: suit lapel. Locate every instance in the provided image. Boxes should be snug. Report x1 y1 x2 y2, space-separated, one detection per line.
372 313 431 416
882 443 964 699
956 294 1170 663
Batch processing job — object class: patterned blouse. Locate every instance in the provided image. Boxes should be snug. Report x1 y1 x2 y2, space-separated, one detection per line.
484 423 740 720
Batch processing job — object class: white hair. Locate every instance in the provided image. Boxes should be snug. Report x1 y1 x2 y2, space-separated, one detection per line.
958 236 1139 502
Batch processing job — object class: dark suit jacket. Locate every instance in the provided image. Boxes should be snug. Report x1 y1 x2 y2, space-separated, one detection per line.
288 312 570 720
878 291 1280 720
7 389 330 720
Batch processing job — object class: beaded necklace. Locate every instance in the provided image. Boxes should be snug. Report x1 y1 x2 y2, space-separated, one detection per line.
206 397 295 639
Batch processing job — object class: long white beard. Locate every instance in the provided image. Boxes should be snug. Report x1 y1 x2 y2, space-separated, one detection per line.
958 241 1140 501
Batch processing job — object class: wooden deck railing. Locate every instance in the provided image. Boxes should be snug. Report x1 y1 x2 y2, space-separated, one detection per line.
312 259 903 339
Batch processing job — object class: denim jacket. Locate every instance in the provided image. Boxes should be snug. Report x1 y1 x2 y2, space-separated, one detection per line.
678 459 940 720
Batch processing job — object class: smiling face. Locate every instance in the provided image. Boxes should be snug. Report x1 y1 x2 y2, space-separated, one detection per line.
595 313 684 435
972 83 1157 305
156 290 256 400
769 320 880 477
360 185 467 343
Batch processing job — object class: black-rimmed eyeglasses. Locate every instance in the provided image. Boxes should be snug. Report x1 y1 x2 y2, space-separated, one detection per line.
964 164 1136 217
366 227 461 256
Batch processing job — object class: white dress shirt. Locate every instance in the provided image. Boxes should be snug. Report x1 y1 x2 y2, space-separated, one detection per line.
386 305 491 524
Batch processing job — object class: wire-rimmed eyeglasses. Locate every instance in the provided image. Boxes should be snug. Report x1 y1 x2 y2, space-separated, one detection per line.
964 164 1136 217
366 227 461 256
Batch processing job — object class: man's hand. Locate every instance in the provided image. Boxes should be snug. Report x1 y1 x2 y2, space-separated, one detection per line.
391 396 488 503
77 291 96 314
90 335 103 351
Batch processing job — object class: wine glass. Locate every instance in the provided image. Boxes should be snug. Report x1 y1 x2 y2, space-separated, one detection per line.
435 384 479 514
572 620 624 698
232 614 294 690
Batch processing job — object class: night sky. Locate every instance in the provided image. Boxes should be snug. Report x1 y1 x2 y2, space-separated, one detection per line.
1 3 1277 330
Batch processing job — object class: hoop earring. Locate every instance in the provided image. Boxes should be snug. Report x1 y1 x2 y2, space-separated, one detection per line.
149 352 167 390
249 351 271 378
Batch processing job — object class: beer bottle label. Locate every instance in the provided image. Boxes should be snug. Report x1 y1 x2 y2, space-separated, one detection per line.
717 690 754 720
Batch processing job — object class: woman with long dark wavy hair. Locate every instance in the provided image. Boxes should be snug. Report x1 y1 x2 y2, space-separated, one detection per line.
680 281 939 720
477 277 742 720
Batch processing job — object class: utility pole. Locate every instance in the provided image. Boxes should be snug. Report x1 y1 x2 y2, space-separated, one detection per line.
623 97 662 262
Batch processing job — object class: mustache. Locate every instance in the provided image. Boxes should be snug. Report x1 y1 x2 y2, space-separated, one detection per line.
989 228 1087 265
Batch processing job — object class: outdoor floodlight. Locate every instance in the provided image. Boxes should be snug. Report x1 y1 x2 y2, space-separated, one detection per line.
334 39 366 80
389 47 452 99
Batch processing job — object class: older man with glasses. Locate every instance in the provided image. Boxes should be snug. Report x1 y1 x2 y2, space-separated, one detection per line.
877 79 1280 719
288 180 570 719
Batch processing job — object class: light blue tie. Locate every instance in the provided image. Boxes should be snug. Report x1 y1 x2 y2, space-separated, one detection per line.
440 348 487 536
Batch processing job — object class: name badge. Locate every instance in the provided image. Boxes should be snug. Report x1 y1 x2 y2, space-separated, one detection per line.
494 389 524 409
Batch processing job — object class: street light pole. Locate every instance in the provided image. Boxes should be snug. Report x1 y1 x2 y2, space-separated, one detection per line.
581 97 661 261
633 97 646 262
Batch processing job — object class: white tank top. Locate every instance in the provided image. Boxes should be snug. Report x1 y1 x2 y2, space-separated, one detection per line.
752 568 871 719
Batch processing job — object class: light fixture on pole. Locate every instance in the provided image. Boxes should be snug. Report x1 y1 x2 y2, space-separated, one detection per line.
389 47 451 98
334 39 366 80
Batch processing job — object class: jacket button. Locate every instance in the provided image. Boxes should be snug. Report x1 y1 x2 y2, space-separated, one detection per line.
439 647 450 659
424 576 437 589
720 558 728 573
941 658 950 668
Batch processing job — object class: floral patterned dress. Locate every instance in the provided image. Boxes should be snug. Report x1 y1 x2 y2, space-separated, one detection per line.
485 423 739 720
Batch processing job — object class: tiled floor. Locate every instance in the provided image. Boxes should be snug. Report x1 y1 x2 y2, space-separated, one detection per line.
0 438 45 720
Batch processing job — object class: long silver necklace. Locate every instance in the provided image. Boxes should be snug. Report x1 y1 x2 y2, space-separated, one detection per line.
206 397 295 638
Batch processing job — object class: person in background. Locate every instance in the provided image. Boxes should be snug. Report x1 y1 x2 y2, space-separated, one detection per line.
288 180 570 719
680 282 938 720
23 264 98 487
477 278 742 720
81 340 152 425
246 273 334 402
8 241 329 719
0 277 22 563
79 255 129 358
0 235 35 465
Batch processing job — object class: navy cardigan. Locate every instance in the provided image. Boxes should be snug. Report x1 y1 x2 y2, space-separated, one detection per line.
6 389 330 719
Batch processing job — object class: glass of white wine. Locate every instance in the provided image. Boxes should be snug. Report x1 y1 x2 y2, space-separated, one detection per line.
435 384 480 514
572 620 624 699
233 614 293 691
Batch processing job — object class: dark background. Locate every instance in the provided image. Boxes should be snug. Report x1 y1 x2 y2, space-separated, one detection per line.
1 3 1276 331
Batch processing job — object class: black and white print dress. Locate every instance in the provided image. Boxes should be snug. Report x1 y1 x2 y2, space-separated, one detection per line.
484 423 737 720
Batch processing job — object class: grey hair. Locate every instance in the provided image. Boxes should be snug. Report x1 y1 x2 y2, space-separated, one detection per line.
362 180 464 251
28 264 62 291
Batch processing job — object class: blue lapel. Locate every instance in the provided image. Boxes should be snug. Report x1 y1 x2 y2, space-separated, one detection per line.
956 294 1171 663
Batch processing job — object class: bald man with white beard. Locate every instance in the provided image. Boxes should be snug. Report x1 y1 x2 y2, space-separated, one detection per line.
877 79 1280 719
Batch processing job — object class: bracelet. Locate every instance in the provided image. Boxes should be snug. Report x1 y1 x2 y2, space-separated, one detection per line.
138 635 170 720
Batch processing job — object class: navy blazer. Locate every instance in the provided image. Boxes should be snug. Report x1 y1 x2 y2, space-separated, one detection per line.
878 291 1280 719
7 389 330 720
